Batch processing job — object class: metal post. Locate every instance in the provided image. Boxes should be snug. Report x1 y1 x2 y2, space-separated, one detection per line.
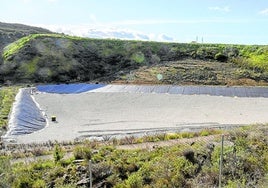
89 160 92 188
219 134 224 188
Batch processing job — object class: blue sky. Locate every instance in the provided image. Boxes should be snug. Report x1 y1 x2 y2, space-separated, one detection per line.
1 0 268 44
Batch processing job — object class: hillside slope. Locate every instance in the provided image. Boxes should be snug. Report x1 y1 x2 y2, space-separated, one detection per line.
1 33 268 85
0 22 52 65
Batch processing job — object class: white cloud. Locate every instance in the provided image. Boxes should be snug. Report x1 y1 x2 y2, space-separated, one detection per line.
259 8 268 15
208 6 230 12
158 34 174 42
35 24 176 42
33 16 251 43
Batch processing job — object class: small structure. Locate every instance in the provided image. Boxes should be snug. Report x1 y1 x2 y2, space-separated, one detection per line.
51 116 57 122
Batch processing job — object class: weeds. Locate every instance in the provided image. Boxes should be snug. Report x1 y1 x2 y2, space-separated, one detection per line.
0 87 19 131
1 125 267 187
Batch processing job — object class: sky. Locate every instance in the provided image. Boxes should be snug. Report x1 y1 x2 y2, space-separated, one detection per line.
1 0 268 44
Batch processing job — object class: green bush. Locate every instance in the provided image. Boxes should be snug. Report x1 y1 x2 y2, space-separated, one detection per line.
180 132 194 138
125 173 143 188
32 179 46 188
131 52 145 64
0 87 18 130
199 129 210 136
53 144 64 163
73 145 92 160
13 172 35 188
32 160 54 171
1 123 268 187
215 52 228 62
0 156 12 187
165 133 180 140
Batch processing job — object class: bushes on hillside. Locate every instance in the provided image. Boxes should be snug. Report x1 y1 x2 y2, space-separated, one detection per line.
1 34 268 84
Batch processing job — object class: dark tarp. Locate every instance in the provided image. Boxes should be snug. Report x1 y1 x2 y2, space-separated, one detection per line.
37 83 106 94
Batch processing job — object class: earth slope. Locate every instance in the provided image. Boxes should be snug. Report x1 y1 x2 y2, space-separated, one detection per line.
0 22 52 80
0 29 268 85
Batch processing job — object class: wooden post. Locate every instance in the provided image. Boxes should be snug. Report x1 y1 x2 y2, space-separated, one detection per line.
219 134 224 188
89 160 92 188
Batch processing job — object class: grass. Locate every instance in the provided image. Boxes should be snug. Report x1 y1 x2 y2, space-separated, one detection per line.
3 33 268 74
0 87 19 130
2 32 268 85
3 34 81 60
1 124 267 187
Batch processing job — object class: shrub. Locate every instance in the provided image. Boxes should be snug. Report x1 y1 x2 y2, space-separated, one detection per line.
131 52 145 64
73 145 92 160
125 173 143 188
200 129 210 136
150 54 160 64
215 52 228 62
53 144 64 163
32 179 46 188
45 165 66 183
0 87 19 129
13 172 35 188
0 156 12 187
166 133 180 140
32 160 54 170
181 132 194 138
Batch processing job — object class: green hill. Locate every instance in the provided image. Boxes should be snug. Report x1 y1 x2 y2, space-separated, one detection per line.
1 32 268 85
0 22 52 68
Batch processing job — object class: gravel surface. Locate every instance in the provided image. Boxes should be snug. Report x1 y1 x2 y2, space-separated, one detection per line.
13 92 268 144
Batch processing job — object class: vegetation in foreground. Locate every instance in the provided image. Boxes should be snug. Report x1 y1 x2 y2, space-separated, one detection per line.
0 124 267 188
0 87 18 132
1 33 268 85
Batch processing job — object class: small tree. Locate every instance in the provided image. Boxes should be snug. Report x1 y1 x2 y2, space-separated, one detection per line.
53 143 64 163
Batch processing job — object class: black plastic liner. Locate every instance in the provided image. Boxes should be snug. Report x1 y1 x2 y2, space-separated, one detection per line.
37 83 106 94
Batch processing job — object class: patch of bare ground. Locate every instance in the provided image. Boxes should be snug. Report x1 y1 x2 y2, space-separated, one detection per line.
113 59 268 86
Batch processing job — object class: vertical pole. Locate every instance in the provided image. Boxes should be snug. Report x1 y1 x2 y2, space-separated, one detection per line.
89 160 92 188
219 134 224 188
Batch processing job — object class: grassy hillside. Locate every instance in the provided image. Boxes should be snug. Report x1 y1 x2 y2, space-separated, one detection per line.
0 22 52 68
1 33 268 85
